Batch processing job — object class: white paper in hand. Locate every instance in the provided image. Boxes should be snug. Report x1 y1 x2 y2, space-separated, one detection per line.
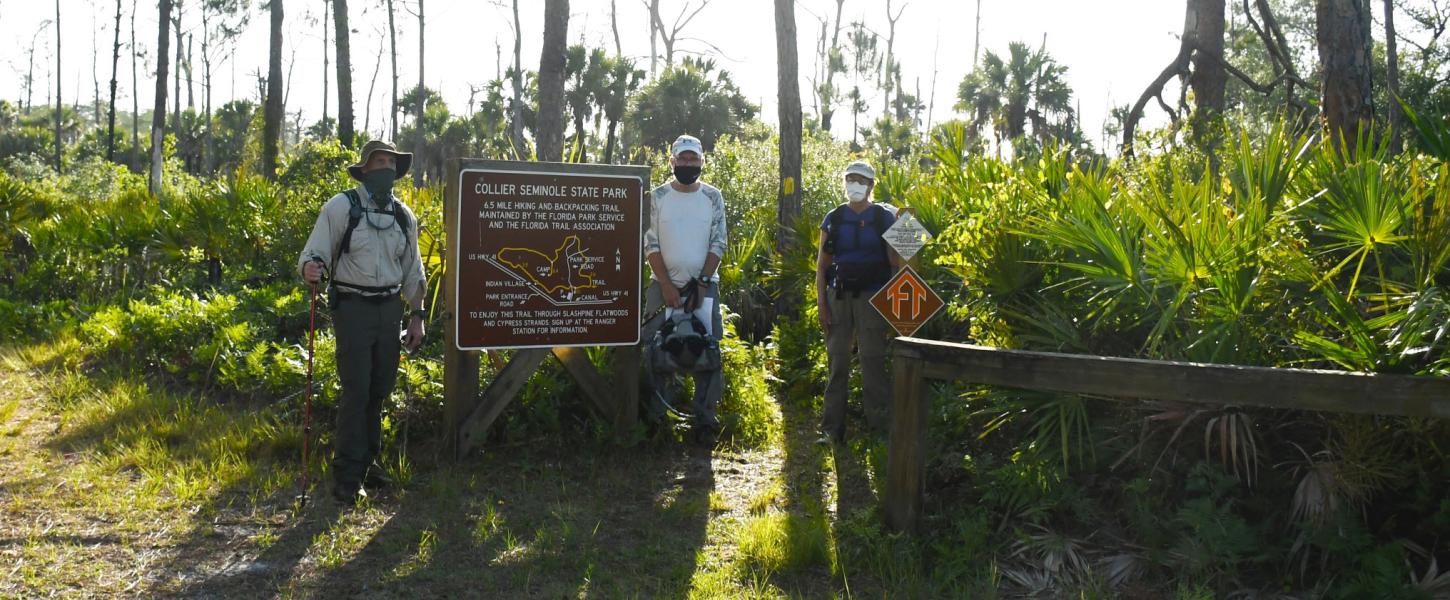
664 297 714 337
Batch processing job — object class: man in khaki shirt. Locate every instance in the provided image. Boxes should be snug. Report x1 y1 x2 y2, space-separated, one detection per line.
298 140 426 505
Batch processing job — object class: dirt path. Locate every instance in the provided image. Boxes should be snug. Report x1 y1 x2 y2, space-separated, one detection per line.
0 352 882 598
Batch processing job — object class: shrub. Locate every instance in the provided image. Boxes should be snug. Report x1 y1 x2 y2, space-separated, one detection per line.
716 308 781 448
77 285 316 399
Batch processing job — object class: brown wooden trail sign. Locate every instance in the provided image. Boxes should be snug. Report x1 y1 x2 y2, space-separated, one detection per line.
444 159 652 458
454 168 643 349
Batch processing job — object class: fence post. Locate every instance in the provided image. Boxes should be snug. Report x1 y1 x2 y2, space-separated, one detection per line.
885 342 927 533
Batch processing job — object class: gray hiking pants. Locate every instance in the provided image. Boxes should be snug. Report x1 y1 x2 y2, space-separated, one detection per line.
821 289 892 438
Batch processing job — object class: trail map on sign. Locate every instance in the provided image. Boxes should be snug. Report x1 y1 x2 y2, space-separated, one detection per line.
490 236 613 305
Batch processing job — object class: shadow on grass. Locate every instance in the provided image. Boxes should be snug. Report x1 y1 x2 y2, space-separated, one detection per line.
293 440 716 597
768 389 854 597
146 430 717 597
26 353 716 597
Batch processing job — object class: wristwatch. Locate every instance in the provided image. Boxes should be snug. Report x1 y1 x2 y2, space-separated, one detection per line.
409 308 427 321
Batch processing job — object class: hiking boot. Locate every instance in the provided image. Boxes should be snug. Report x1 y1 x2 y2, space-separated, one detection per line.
693 423 719 446
363 465 394 489
332 482 365 506
815 429 844 446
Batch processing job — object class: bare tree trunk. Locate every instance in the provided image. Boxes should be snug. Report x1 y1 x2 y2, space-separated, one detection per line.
417 0 424 91
610 0 623 57
107 0 123 161
387 0 398 141
647 0 659 76
172 7 181 139
1124 0 1217 155
604 120 619 163
54 0 63 172
186 33 195 110
92 12 102 126
365 34 382 137
150 0 173 194
818 0 844 132
25 26 41 114
882 0 905 118
131 0 140 170
536 0 569 162
775 0 803 296
973 0 982 65
1384 0 1402 154
334 0 355 145
322 0 330 125
1189 0 1227 122
648 0 710 69
1316 0 1373 153
413 0 425 186
262 0 285 179
200 8 212 172
1245 0 1306 117
508 0 527 158
284 47 298 151
925 30 939 131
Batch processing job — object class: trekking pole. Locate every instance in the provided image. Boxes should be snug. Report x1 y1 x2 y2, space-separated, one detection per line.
398 337 412 453
297 275 319 511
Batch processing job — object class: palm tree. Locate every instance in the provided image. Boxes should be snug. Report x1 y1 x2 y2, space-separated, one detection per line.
597 55 643 163
623 57 757 154
955 41 1075 151
563 45 608 162
471 80 515 158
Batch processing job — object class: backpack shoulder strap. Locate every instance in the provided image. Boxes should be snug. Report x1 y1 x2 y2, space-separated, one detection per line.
391 199 413 238
872 204 891 235
825 204 848 254
339 189 364 255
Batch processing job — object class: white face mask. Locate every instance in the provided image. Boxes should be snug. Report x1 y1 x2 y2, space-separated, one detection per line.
845 181 870 203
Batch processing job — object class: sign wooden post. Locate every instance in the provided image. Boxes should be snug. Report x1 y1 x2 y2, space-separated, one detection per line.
444 159 652 458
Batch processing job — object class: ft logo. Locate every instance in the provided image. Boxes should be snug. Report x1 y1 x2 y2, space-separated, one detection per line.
869 266 944 338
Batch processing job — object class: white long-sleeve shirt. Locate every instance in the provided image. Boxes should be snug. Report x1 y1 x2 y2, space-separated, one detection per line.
643 182 727 287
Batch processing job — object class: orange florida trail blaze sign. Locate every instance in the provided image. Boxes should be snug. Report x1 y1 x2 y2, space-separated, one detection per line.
870 266 944 338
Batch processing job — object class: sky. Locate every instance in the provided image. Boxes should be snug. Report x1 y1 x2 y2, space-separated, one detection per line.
0 0 1191 151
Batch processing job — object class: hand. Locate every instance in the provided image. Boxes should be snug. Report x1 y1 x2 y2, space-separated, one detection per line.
303 260 324 284
661 282 683 309
684 279 704 311
402 318 425 351
817 302 831 336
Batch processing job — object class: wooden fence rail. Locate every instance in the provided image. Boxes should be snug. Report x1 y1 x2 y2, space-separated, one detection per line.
885 337 1450 533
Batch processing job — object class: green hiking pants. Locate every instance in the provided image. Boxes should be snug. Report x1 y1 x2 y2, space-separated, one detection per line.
330 293 403 487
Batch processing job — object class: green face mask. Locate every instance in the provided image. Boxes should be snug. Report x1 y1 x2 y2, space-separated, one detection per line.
362 168 395 202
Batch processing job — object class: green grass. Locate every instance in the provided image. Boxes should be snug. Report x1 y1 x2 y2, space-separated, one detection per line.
0 333 1200 598
735 512 833 575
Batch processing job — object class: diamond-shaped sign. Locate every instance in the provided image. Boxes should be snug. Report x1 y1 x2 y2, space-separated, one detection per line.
883 208 931 262
870 265 944 337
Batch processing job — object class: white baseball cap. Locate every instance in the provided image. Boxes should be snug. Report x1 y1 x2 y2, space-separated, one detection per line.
671 134 704 158
843 160 875 180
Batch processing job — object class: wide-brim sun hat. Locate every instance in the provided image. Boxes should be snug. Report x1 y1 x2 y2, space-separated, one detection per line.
843 160 875 180
346 140 413 182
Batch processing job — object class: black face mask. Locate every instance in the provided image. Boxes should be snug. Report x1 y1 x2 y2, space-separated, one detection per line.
673 165 702 185
362 169 395 205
